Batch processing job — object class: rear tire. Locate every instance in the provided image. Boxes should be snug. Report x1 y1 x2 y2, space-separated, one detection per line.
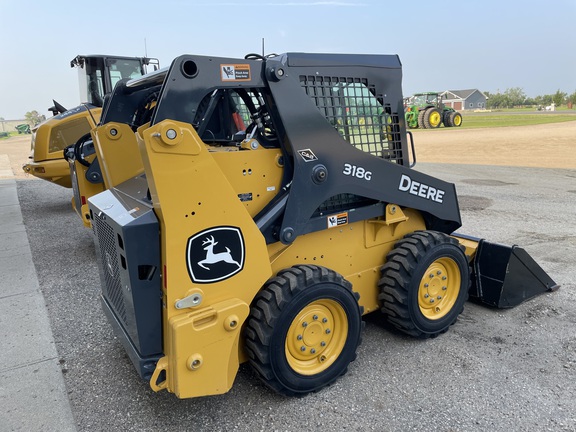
417 109 427 128
245 265 363 396
378 231 469 338
423 108 442 128
450 111 463 127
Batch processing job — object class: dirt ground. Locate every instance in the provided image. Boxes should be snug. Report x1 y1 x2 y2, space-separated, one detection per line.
3 121 575 178
0 135 33 179
411 120 576 169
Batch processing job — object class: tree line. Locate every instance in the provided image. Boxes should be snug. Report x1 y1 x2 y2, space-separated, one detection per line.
485 88 576 109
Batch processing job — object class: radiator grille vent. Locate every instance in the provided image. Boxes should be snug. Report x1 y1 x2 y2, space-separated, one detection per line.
94 216 127 324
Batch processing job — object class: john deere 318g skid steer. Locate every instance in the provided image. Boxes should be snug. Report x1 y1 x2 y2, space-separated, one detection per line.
86 53 557 399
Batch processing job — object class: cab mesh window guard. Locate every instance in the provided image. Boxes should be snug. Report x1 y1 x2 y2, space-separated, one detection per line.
300 76 403 163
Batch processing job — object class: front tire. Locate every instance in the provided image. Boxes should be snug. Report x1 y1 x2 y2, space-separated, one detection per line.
378 231 469 338
245 265 363 396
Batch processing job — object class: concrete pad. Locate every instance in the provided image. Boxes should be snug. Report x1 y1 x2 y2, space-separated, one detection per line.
0 154 12 178
0 179 76 431
0 361 76 432
0 291 58 368
0 180 19 205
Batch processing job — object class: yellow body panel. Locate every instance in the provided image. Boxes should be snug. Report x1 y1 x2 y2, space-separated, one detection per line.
210 148 284 217
268 208 426 315
92 123 146 189
22 107 101 188
151 298 249 397
23 159 72 188
451 235 480 261
138 121 273 398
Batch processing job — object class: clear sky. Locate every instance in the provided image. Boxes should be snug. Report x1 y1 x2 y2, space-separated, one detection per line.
0 0 574 119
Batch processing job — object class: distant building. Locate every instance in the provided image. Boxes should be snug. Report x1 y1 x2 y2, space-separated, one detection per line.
440 89 487 110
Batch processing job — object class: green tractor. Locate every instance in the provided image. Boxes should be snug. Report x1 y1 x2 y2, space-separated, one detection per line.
405 92 462 129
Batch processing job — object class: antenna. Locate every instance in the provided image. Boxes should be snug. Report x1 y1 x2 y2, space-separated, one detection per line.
144 38 148 58
262 38 265 56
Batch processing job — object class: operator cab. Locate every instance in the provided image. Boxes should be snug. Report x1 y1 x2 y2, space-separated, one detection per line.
71 55 160 107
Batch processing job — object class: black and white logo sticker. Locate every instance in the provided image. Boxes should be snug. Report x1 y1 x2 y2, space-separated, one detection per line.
297 149 318 162
186 226 245 284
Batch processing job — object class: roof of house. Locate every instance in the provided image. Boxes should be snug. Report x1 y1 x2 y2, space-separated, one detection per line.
441 89 487 100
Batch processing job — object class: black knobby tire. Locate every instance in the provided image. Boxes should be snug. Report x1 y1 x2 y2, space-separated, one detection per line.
443 111 453 127
245 265 363 396
417 109 427 128
423 108 442 128
450 111 463 127
378 231 469 338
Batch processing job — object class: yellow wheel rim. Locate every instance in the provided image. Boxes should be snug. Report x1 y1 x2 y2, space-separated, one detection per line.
453 114 462 126
418 257 461 320
429 111 441 127
285 299 348 375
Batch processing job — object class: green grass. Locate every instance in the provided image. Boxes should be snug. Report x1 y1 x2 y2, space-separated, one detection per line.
0 131 27 140
0 132 16 140
459 113 576 129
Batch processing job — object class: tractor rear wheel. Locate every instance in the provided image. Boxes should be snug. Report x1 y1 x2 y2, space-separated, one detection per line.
423 108 442 128
245 265 363 396
378 231 469 338
450 111 463 127
417 109 427 128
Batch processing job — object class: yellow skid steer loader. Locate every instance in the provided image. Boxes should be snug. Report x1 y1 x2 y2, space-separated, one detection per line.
86 53 557 399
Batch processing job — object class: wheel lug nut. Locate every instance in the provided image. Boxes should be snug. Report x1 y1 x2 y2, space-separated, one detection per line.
437 271 442 275
320 341 326 347
297 335 303 340
310 349 316 354
429 273 434 278
325 329 331 334
322 318 328 323
301 346 306 351
424 283 429 288
424 293 429 298
437 296 442 300
302 322 308 327
313 315 318 320
430 298 435 303
442 286 447 290
442 276 447 280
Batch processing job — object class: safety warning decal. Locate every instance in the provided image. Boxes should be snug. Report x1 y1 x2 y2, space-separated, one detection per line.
221 64 251 81
327 212 348 229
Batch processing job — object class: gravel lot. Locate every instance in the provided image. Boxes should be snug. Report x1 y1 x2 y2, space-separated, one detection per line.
7 122 576 431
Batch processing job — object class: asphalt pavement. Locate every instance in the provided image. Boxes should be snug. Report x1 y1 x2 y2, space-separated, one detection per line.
3 161 576 431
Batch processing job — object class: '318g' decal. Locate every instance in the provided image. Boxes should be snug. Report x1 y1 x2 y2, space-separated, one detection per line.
343 163 372 181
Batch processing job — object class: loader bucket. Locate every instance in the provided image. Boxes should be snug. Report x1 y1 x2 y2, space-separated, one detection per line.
469 239 559 308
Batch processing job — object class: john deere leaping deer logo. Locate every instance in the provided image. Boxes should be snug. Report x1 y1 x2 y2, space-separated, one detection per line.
186 226 245 283
198 235 241 270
